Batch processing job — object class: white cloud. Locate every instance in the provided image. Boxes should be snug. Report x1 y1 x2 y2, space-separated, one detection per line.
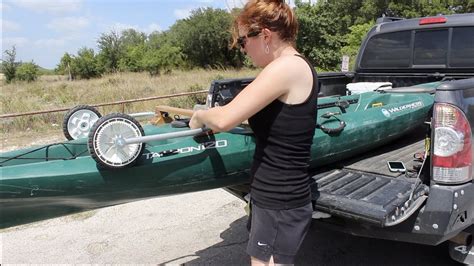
108 22 162 34
144 23 162 33
2 20 21 31
221 0 306 9
34 38 66 47
1 2 11 12
174 8 193 19
14 0 83 14
223 0 246 9
47 17 90 32
109 22 138 33
2 37 29 48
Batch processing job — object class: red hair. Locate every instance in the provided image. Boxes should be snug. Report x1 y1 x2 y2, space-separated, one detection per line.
231 0 298 48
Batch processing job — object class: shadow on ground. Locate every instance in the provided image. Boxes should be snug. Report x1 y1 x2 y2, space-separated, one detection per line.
184 217 458 265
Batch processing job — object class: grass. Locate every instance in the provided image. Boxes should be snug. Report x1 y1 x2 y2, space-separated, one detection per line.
1 69 260 150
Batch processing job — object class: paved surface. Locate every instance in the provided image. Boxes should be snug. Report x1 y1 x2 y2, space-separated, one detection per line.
0 189 457 265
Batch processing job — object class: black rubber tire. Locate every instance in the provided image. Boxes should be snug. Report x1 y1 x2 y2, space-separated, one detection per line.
88 113 145 169
63 105 102 140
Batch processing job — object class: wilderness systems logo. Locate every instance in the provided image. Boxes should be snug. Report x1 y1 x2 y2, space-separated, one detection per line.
381 109 391 118
143 140 228 159
381 101 424 118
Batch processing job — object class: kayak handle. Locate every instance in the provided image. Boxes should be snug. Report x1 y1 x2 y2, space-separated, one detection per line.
317 112 346 135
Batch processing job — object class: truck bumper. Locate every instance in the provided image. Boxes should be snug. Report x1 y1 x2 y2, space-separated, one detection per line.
313 182 474 246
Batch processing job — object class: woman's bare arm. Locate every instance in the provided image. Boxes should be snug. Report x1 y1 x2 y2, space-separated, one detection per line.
190 57 296 131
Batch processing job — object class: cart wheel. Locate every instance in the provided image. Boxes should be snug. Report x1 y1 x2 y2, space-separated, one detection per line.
88 113 145 169
63 105 102 140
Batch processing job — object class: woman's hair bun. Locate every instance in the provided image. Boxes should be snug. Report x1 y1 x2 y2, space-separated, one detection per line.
231 0 297 47
266 0 286 4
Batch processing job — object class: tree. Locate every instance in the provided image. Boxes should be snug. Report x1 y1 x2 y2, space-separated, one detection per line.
56 53 74 80
295 2 350 70
16 61 39 82
2 46 17 83
340 21 375 70
141 43 185 76
147 31 169 49
72 47 103 79
167 8 241 68
97 30 123 73
120 28 146 48
119 44 147 72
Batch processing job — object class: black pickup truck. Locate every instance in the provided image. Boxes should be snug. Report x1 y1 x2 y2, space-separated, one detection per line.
210 13 474 264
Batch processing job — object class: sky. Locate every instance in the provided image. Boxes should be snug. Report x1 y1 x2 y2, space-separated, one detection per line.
1 0 250 69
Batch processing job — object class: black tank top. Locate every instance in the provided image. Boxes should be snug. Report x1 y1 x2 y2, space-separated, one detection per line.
248 54 318 210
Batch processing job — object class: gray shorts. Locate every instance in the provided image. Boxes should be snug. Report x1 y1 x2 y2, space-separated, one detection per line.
246 202 313 264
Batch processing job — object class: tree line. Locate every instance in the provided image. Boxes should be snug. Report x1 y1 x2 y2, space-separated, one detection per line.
2 0 473 82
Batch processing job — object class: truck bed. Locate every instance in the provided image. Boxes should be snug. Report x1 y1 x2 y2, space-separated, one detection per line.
311 126 429 227
343 128 427 177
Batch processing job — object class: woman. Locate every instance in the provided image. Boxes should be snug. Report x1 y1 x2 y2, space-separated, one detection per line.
189 0 318 264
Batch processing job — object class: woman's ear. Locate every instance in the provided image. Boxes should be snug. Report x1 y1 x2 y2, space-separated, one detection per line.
262 28 272 42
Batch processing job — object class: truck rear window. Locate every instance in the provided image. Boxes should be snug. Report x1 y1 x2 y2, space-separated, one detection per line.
413 29 448 65
360 26 474 69
360 31 411 68
450 27 474 67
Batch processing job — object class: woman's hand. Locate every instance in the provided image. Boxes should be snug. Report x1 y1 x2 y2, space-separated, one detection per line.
189 110 204 129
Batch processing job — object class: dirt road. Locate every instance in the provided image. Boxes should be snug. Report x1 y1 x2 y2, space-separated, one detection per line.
0 188 456 265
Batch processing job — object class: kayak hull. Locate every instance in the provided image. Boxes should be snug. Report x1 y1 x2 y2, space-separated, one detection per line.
0 90 435 228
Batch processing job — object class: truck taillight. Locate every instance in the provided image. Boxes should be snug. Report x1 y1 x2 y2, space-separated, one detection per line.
432 103 472 184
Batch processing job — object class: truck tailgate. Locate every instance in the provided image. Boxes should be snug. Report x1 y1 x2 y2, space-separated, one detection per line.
311 131 429 227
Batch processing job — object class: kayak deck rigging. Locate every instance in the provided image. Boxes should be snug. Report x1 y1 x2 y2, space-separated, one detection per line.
0 142 88 165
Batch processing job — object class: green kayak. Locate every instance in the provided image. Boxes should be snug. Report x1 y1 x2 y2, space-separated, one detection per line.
0 88 435 228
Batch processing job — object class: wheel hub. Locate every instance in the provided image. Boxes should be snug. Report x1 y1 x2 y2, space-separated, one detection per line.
114 136 126 147
67 110 100 139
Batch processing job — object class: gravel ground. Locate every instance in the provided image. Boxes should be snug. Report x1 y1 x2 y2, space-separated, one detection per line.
0 188 458 265
1 189 249 264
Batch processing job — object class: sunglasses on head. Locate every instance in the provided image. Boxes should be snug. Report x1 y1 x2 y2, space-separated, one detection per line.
237 30 261 49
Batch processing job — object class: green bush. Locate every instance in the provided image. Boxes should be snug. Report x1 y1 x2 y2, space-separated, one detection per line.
16 62 39 82
119 44 146 72
142 43 185 76
71 47 103 79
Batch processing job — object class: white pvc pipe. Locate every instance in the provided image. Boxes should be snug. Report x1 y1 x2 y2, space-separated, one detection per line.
129 112 156 119
124 128 208 145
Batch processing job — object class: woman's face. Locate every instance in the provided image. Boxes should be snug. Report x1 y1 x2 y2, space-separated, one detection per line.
238 27 266 67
